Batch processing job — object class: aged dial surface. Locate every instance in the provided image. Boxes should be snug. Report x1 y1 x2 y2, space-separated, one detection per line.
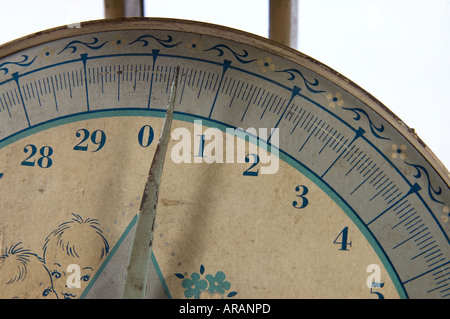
0 18 448 299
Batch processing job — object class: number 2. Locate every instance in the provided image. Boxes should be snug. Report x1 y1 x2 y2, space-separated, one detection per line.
243 153 260 176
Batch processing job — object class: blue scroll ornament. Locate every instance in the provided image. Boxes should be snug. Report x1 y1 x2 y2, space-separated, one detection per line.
203 44 256 64
128 34 182 48
405 161 444 204
0 55 37 75
342 107 390 140
276 68 325 94
57 37 108 55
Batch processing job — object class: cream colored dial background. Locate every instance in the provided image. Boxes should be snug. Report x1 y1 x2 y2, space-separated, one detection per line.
0 116 399 298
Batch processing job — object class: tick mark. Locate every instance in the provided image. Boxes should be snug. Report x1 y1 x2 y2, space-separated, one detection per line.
321 127 365 178
367 183 421 226
208 59 232 118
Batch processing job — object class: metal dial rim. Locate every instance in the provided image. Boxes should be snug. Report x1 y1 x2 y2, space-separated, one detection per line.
0 17 448 299
0 17 447 185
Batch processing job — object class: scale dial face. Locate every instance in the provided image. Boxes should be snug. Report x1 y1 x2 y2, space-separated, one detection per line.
0 19 448 299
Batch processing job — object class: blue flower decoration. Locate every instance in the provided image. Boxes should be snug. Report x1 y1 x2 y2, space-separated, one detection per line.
205 271 231 295
181 272 208 299
176 265 237 298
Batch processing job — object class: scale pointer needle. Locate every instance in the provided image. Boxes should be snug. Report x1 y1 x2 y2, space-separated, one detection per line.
123 66 180 299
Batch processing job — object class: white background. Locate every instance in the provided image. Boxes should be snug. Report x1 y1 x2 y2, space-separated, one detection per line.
1 0 449 171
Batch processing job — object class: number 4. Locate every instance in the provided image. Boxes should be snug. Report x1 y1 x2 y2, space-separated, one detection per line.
334 227 352 251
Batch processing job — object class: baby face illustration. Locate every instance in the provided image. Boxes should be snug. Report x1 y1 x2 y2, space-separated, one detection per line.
0 243 57 299
45 258 95 299
42 214 109 299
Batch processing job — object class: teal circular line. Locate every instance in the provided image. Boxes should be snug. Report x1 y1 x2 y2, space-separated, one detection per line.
0 108 407 299
174 112 408 299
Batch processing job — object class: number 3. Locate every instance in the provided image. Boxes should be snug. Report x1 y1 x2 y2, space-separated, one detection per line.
293 185 309 209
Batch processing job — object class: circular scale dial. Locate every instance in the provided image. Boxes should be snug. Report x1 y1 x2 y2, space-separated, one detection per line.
0 19 448 299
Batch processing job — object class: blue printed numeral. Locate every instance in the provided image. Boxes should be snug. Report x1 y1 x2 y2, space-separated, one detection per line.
334 227 352 251
74 129 106 152
138 125 154 148
243 153 259 176
293 185 309 209
21 144 53 168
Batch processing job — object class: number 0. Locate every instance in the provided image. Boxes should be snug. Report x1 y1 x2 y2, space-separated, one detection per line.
138 125 154 147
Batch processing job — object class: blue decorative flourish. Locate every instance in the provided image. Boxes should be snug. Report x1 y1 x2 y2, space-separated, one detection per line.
276 68 324 94
128 34 182 48
342 107 390 140
204 44 256 64
404 161 444 204
57 37 108 55
0 55 37 75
